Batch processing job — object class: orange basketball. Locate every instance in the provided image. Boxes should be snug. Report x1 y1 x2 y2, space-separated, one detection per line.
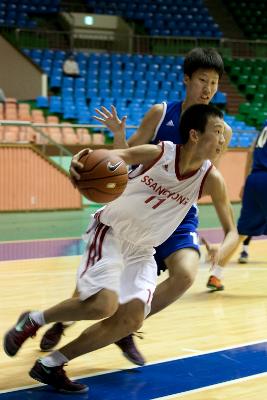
75 149 128 203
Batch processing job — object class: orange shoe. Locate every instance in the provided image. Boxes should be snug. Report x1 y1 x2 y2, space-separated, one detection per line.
207 275 224 291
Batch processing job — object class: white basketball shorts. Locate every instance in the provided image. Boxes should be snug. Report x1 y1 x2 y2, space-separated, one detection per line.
77 220 158 316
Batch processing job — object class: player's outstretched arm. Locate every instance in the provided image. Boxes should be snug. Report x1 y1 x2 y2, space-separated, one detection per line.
110 143 162 167
202 167 239 265
93 104 164 148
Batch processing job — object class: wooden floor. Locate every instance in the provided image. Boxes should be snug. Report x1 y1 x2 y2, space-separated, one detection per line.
0 239 267 399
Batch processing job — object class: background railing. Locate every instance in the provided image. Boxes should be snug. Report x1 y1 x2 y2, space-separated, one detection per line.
1 27 267 58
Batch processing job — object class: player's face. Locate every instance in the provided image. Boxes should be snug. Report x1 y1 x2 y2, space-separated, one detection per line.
184 69 219 105
199 116 225 160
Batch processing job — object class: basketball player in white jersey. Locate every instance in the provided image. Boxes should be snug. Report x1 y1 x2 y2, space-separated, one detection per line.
4 104 238 393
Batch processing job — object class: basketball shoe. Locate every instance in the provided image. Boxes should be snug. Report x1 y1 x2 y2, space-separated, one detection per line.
29 359 88 393
206 275 224 291
115 333 146 366
4 311 40 356
40 322 66 351
238 250 249 264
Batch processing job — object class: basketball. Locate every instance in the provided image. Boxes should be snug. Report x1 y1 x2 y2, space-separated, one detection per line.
75 149 128 203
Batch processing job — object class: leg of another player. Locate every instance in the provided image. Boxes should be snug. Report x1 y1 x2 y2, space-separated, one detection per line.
150 248 199 316
238 236 252 263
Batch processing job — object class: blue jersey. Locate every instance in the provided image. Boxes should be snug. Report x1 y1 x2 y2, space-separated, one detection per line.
151 101 198 231
252 124 267 172
237 123 267 237
151 101 183 145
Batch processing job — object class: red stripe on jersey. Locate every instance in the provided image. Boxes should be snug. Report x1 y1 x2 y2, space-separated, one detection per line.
198 164 213 199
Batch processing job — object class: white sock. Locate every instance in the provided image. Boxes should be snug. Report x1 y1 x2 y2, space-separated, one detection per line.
29 311 46 326
41 350 69 367
212 265 224 280
243 245 249 253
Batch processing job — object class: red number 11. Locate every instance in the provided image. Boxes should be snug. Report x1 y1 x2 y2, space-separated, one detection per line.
145 196 166 209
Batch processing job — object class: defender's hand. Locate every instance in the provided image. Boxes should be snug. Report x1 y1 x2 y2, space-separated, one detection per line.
93 105 127 135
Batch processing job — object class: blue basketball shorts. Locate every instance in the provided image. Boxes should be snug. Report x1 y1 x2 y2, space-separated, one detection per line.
238 171 267 237
154 225 200 275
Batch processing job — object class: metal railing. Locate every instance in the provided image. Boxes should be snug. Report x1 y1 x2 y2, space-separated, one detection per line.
0 120 259 149
1 27 266 58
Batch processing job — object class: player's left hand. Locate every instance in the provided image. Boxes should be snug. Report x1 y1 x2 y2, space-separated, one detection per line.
201 237 220 269
69 148 92 187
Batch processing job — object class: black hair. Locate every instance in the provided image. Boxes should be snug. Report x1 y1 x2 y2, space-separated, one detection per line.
179 104 224 144
183 47 224 78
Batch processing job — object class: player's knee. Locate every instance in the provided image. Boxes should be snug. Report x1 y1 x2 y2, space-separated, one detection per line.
84 291 118 319
178 267 196 288
121 314 144 334
168 256 198 289
96 300 118 319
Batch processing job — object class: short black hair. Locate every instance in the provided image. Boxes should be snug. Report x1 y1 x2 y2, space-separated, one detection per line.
183 47 224 78
179 104 224 144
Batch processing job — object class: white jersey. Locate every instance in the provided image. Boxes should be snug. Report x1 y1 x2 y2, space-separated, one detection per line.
97 141 212 247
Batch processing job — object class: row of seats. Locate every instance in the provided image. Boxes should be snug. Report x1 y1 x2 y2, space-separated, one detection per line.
23 49 227 124
0 124 101 146
0 99 98 146
36 89 227 126
85 0 222 38
225 57 267 127
0 0 59 28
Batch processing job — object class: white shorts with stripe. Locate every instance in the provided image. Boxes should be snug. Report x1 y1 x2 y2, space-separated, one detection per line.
77 220 158 316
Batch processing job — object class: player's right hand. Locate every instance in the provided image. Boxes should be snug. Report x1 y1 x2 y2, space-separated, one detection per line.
69 148 91 187
201 237 220 269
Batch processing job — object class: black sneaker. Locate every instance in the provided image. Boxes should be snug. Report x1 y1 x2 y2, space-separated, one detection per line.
40 323 66 351
29 359 88 393
238 250 249 264
4 311 40 357
115 333 146 366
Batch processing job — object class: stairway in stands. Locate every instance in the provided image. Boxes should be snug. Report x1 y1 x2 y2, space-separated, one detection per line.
204 0 244 39
220 73 245 114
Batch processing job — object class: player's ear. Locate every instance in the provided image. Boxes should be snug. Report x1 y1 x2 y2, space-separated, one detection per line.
183 74 190 86
189 129 199 143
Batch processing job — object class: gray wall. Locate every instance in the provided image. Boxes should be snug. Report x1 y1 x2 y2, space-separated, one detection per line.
0 35 47 100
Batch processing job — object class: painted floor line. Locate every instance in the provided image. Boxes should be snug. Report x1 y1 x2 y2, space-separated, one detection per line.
1 339 267 395
152 371 267 399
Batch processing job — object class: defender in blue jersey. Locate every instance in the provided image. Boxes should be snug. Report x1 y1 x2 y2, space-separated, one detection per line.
238 123 267 236
40 48 232 365
208 122 267 281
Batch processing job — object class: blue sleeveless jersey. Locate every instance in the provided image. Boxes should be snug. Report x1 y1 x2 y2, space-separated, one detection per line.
151 101 198 231
252 124 267 172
